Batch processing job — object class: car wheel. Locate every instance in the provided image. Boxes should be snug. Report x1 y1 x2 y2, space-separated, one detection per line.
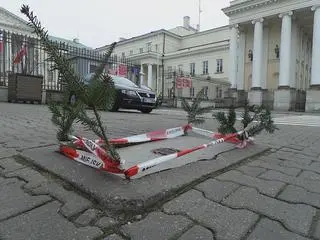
141 108 152 114
106 100 119 112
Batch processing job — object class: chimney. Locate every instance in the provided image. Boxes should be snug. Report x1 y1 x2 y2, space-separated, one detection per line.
183 16 190 28
73 38 79 44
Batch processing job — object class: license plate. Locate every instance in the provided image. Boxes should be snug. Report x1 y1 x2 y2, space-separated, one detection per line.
144 98 155 103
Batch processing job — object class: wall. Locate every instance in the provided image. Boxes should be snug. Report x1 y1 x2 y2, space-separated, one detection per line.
180 26 230 49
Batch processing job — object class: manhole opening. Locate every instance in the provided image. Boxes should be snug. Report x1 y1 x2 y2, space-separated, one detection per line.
152 148 180 156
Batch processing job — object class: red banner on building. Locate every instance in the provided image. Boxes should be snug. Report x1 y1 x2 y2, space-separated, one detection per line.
176 77 192 89
118 64 127 77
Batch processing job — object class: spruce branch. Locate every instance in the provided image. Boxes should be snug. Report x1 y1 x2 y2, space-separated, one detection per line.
213 106 237 134
181 88 214 125
21 5 120 162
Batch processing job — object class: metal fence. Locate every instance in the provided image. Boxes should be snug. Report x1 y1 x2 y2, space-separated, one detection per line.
160 69 231 100
0 31 140 91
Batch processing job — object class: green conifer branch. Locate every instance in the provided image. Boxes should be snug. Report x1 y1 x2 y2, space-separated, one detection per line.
181 88 214 125
20 5 120 162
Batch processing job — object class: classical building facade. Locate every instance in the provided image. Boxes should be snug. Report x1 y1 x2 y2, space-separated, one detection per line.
223 0 320 111
1 1 320 111
96 16 232 101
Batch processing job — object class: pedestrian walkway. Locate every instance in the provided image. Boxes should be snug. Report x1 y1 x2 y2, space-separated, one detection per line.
273 115 320 127
155 108 320 128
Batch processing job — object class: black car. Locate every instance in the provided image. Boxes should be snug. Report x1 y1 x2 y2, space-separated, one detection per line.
84 73 157 113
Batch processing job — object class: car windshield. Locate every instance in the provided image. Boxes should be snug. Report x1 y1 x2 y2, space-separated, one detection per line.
110 75 138 88
83 73 138 88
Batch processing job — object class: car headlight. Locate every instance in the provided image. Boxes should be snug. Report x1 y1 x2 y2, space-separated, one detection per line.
121 89 137 96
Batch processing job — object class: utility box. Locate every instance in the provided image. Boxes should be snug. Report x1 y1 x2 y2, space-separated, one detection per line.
8 73 43 103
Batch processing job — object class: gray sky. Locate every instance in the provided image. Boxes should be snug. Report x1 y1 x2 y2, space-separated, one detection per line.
2 0 230 48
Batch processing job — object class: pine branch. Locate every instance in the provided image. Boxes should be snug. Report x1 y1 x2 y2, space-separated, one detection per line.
181 98 191 114
21 5 120 162
182 88 212 125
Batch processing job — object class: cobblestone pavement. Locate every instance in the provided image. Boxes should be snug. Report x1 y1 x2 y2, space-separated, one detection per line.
1 102 320 239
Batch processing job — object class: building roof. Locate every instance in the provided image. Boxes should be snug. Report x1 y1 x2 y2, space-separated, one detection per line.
48 35 92 49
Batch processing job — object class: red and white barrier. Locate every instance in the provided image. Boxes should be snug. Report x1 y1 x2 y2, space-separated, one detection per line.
95 124 192 146
60 124 246 179
123 131 243 178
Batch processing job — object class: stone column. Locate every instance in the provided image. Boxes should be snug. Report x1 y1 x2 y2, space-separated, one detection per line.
248 18 264 105
306 5 320 112
139 64 144 86
229 24 238 89
237 27 246 106
274 11 295 111
278 11 293 87
237 29 245 91
147 63 153 88
6 31 12 72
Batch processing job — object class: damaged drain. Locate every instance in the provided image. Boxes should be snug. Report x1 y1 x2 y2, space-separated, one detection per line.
152 148 180 156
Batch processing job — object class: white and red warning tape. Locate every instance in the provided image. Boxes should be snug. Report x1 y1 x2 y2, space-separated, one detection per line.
96 124 192 146
59 124 245 179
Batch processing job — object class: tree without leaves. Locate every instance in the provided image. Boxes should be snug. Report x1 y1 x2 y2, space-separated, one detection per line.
20 5 120 162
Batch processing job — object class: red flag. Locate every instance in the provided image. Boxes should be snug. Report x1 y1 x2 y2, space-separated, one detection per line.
13 44 27 64
118 64 127 77
0 30 3 53
176 77 192 89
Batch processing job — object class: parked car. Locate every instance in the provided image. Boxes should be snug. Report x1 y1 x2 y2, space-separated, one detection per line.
84 73 157 113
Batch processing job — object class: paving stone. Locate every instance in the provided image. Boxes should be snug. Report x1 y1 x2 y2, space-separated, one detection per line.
259 170 320 194
103 234 125 240
299 171 320 181
216 170 285 197
75 208 101 226
95 216 118 229
0 157 26 173
237 165 267 177
280 147 318 158
178 225 214 240
121 212 192 240
4 167 48 189
247 218 311 240
0 148 18 159
0 178 51 221
0 201 103 240
195 178 240 202
248 160 301 176
0 177 18 186
312 220 320 239
278 185 320 208
267 152 313 166
222 187 316 235
283 145 305 151
163 190 258 240
31 181 92 218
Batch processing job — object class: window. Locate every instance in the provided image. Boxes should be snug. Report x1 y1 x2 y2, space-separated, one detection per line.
155 44 159 52
89 64 98 73
190 87 195 97
202 61 208 75
177 88 182 97
121 52 125 58
178 64 183 76
203 86 208 98
167 66 172 78
190 63 195 76
130 50 133 55
47 70 53 82
147 42 152 52
139 48 143 53
216 59 223 73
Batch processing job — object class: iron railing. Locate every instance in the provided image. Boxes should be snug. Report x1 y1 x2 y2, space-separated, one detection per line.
0 30 140 91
